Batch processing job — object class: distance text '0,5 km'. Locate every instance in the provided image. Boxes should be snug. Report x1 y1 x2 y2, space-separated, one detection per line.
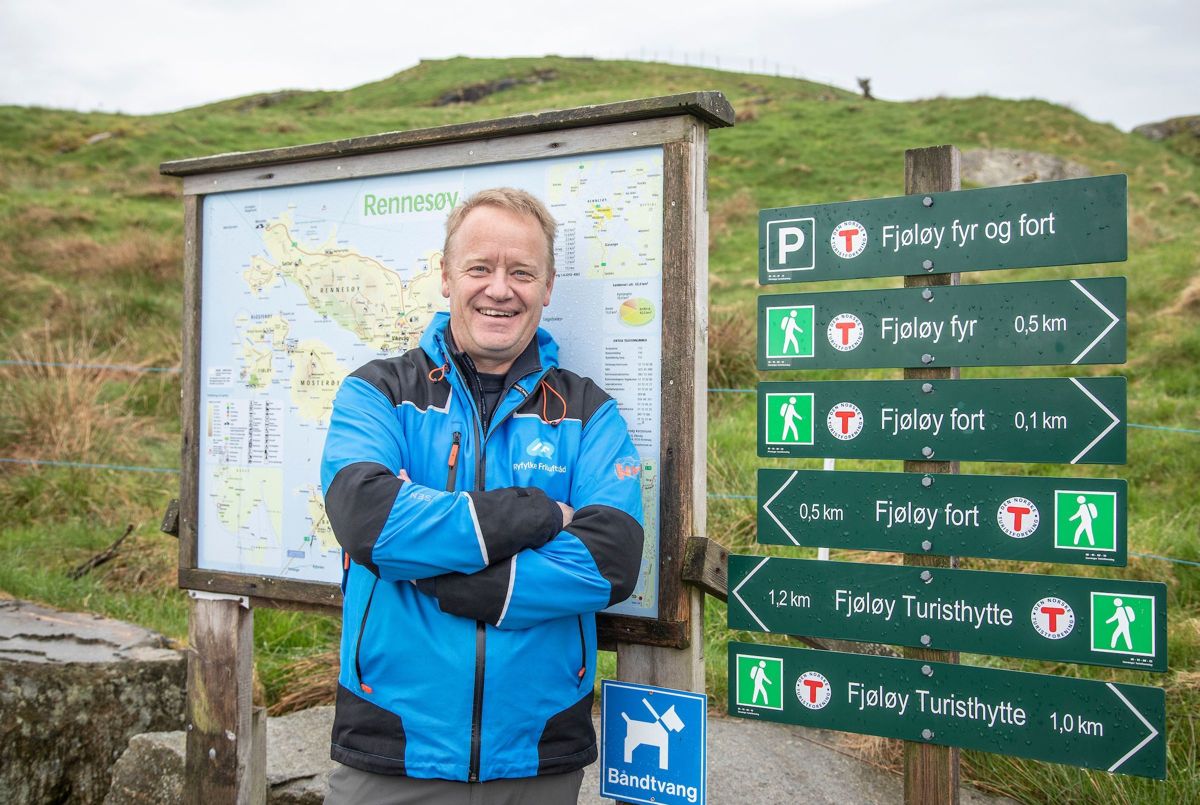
759 174 1126 284
757 469 1127 566
758 277 1125 370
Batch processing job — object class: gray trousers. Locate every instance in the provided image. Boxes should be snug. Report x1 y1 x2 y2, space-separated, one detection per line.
325 763 585 805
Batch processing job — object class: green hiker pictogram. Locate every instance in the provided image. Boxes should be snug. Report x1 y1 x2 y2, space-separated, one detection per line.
1091 592 1155 657
1055 490 1118 552
764 393 814 445
735 654 784 710
765 305 815 359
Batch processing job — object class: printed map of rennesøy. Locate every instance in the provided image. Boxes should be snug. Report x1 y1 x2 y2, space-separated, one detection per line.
199 147 664 617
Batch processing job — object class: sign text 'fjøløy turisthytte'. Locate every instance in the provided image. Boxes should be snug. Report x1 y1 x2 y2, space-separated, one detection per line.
728 555 1166 671
728 642 1164 779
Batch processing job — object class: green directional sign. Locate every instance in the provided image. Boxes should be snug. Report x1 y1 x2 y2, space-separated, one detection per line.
727 555 1166 671
759 174 1127 284
757 469 1127 566
758 277 1125 370
727 642 1165 779
758 377 1125 464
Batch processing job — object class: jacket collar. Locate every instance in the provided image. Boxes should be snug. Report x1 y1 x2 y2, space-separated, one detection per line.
421 311 559 387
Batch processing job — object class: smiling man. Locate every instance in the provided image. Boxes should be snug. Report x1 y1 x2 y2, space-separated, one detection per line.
320 188 645 804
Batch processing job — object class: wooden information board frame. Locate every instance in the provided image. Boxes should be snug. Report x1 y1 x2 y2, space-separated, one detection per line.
161 91 733 649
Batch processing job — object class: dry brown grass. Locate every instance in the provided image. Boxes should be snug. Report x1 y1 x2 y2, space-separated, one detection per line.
707 304 756 391
1128 207 1172 249
734 105 759 124
1162 267 1200 316
16 204 97 230
709 187 757 249
267 649 340 716
29 231 181 284
0 326 151 462
98 528 178 593
835 732 904 774
1180 191 1200 208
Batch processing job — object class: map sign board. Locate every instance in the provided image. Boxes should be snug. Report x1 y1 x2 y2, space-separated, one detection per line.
195 148 666 616
728 642 1165 779
758 277 1125 370
758 175 1127 284
601 680 707 805
758 469 1127 566
758 377 1125 464
728 555 1167 671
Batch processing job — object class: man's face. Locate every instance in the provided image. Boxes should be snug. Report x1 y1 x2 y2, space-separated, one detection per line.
441 204 554 374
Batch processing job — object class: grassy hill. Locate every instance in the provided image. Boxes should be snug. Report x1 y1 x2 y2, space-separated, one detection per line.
1 56 1197 802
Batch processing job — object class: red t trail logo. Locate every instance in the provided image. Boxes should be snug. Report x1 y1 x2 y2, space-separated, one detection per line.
796 671 832 709
827 402 864 440
998 496 1040 538
1031 597 1076 639
827 313 864 351
830 220 868 259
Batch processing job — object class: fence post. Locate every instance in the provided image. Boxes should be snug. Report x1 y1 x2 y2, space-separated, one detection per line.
902 144 962 805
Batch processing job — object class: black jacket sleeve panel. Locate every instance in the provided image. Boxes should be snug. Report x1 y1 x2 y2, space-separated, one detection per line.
421 557 514 625
466 487 564 563
564 503 644 606
324 461 402 577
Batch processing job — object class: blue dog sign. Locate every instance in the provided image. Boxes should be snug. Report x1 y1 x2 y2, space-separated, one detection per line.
600 680 707 805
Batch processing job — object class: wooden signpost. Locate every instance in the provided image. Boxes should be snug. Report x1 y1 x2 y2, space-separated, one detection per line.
162 93 734 803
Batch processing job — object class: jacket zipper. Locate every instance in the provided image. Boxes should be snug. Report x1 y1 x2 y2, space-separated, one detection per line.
446 432 460 492
353 577 379 694
446 347 545 783
576 615 587 682
468 412 486 782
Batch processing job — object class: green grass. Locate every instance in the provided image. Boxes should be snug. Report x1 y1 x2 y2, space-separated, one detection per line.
1 56 1197 801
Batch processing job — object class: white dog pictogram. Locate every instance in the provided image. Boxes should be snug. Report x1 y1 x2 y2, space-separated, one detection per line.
621 697 686 770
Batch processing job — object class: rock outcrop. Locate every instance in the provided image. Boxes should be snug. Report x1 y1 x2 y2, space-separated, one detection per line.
0 600 185 805
961 148 1091 186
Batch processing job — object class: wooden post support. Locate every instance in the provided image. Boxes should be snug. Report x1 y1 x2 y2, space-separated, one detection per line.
185 594 256 805
616 119 710 694
902 145 962 805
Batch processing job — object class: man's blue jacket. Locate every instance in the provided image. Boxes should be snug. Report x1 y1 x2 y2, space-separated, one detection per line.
320 312 645 782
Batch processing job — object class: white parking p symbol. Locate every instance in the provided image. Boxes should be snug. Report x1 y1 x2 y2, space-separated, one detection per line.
778 226 806 264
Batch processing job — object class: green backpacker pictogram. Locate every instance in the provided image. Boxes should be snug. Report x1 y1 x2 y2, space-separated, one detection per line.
764 393 814 445
1056 490 1118 552
1091 592 1155 657
735 654 784 710
765 305 815 359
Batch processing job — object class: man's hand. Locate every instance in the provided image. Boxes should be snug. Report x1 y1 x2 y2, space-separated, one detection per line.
557 501 574 529
398 469 411 483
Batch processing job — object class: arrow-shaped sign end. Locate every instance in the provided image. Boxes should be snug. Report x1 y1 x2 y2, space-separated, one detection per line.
1069 378 1121 464
1070 279 1121 365
730 556 772 633
761 471 800 546
1105 682 1160 774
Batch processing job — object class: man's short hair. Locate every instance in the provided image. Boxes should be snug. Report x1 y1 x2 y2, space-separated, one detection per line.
443 187 558 273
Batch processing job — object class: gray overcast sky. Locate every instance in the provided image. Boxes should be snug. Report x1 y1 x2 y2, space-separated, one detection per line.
1 0 1196 131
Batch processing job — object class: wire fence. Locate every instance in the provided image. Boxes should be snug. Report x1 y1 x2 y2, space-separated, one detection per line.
4 361 1198 436
3 359 1197 568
